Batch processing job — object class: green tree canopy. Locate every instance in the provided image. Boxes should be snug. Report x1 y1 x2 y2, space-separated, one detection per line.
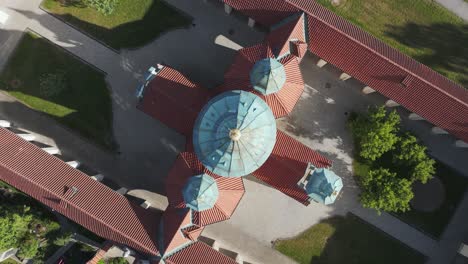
393 133 435 184
0 205 33 251
350 106 400 161
360 168 414 213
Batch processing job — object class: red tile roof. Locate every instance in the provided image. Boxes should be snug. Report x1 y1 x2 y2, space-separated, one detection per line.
221 44 305 118
165 241 238 264
166 153 245 226
225 0 468 142
160 208 203 257
266 13 307 58
252 130 332 204
223 0 300 26
0 128 161 256
138 66 210 136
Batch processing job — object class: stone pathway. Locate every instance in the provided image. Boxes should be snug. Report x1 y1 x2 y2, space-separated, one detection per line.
1 1 467 264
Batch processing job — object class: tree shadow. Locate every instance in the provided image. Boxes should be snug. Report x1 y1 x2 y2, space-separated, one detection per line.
384 22 468 88
40 0 192 50
0 30 116 151
275 213 426 264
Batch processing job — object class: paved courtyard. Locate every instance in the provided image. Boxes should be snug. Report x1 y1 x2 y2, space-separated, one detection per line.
0 1 468 264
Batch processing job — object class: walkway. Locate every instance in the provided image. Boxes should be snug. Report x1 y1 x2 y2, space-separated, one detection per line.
434 0 468 21
0 1 467 264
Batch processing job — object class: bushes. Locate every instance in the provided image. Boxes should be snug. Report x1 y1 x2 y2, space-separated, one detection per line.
53 231 73 246
108 257 129 264
17 235 40 259
360 168 414 213
84 0 119 15
349 106 435 213
349 106 400 161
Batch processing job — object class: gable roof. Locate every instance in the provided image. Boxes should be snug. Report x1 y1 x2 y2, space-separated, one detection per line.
138 66 210 137
267 13 308 58
165 241 238 264
287 0 468 142
159 208 203 257
223 0 300 26
0 128 161 256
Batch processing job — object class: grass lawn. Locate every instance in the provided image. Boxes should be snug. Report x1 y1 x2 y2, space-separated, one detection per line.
316 0 468 88
353 157 468 238
0 31 116 150
41 0 191 50
274 214 426 264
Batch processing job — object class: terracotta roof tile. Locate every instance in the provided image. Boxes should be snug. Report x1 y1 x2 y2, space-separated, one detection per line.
166 241 237 264
166 153 245 226
267 13 307 57
0 128 161 256
223 44 305 118
138 66 210 136
252 130 332 204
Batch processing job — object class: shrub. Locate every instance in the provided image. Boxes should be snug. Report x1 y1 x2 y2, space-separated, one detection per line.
84 0 119 15
17 235 40 259
349 106 400 161
53 231 73 246
393 133 435 184
360 168 414 213
107 257 129 264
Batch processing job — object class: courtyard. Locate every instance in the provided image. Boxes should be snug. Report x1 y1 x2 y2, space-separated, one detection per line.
0 0 467 264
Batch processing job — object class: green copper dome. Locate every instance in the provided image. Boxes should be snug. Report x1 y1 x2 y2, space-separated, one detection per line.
182 174 219 211
193 90 277 177
306 168 343 205
250 58 286 95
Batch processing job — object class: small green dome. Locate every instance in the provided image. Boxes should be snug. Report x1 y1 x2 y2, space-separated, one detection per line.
250 58 286 95
182 174 219 211
193 90 277 177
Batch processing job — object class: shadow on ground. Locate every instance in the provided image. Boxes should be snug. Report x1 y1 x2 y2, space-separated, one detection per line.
274 213 426 264
40 0 192 50
385 22 468 88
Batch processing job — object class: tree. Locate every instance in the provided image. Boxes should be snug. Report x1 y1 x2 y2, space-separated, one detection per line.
17 235 40 259
360 168 414 213
350 106 400 161
0 205 32 251
393 133 435 184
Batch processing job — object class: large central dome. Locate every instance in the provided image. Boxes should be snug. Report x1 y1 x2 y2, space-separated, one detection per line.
193 90 277 177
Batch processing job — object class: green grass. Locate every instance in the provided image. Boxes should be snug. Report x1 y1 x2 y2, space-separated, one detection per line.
316 0 468 88
0 31 116 150
41 0 191 50
274 214 426 264
353 157 468 238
